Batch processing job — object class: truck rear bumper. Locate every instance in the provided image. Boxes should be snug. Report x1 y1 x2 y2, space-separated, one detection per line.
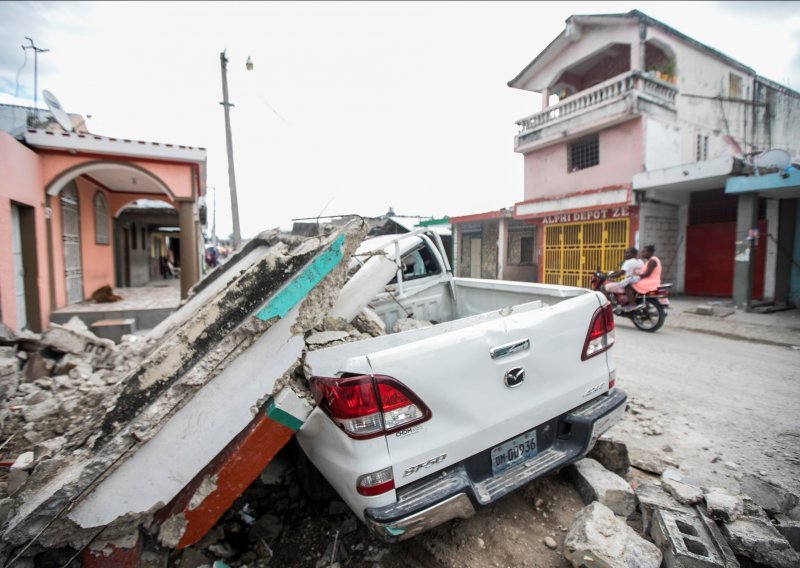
364 388 627 541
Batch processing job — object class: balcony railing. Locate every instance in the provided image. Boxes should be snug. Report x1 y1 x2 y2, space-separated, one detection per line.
515 70 677 137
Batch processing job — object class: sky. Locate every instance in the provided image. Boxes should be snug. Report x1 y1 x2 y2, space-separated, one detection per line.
1 1 799 238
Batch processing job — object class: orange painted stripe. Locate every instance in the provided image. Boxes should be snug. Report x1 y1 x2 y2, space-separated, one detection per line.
157 411 295 549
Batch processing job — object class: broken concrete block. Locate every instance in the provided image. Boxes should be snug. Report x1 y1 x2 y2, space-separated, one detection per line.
587 437 630 475
7 469 28 496
352 306 387 337
0 356 18 378
22 353 50 383
773 514 800 552
705 492 743 522
42 324 115 365
722 516 800 568
629 446 679 475
740 473 799 516
83 531 142 568
0 346 16 359
21 397 60 422
0 372 19 400
663 477 704 505
564 502 662 568
635 483 691 535
569 458 636 517
651 507 739 568
306 331 350 346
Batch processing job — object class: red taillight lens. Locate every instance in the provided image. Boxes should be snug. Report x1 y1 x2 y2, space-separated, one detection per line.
310 375 431 439
582 302 615 360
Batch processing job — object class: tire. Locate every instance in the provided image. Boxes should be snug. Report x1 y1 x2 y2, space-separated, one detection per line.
294 441 337 501
631 297 666 332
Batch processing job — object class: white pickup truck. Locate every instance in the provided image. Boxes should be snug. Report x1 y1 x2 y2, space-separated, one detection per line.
297 228 626 541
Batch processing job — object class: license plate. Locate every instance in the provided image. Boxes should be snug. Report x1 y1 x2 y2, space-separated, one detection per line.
491 429 538 476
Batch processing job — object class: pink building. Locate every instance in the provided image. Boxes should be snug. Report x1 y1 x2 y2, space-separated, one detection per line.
456 10 800 309
0 108 207 331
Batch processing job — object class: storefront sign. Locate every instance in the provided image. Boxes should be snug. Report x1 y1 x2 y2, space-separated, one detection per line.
541 206 629 225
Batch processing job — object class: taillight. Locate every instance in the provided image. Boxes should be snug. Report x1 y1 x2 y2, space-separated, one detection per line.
357 467 395 496
310 374 431 439
582 302 615 360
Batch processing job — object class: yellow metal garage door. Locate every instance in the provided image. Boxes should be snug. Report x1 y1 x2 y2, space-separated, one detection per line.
543 219 629 288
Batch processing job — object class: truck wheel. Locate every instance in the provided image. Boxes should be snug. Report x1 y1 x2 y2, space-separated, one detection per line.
631 298 666 332
295 442 337 501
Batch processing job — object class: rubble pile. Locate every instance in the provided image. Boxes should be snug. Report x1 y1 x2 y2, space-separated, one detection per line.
562 430 800 568
0 319 143 472
0 225 372 565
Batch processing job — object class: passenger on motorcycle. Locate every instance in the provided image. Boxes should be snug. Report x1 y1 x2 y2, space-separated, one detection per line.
624 244 662 310
604 247 643 297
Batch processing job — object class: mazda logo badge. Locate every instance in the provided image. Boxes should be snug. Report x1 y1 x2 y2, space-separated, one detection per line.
504 367 525 388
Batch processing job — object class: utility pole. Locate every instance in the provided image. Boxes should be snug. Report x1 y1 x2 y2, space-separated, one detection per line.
23 37 49 125
219 50 241 250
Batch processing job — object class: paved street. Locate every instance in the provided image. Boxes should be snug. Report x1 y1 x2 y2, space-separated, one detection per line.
612 317 800 495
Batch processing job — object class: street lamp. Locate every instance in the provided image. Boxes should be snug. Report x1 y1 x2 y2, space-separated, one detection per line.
219 50 253 250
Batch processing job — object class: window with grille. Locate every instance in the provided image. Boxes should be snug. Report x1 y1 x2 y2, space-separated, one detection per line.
94 192 109 245
568 135 599 172
520 237 534 264
696 134 709 161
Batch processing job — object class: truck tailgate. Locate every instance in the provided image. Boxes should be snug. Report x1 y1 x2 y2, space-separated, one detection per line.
367 291 610 488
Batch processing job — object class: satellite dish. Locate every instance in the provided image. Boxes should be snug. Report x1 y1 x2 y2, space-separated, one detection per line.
42 90 74 132
757 148 791 171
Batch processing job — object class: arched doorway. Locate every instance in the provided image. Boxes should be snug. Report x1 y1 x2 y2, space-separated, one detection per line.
61 181 84 304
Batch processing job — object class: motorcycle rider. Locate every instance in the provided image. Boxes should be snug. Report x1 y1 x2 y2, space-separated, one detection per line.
624 244 662 310
603 247 643 297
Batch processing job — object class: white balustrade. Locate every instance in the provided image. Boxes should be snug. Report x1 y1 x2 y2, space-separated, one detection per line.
515 71 677 137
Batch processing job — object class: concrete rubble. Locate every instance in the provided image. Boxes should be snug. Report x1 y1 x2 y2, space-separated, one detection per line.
568 458 636 517
563 501 662 568
565 427 800 568
0 222 370 565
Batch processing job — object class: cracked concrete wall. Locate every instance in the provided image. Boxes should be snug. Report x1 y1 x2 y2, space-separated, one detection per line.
2 221 367 552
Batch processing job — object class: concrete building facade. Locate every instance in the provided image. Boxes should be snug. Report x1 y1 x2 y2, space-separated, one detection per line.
500 9 799 307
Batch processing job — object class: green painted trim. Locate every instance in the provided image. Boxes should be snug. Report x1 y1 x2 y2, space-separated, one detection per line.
418 216 450 227
385 525 406 536
265 399 305 431
256 234 345 321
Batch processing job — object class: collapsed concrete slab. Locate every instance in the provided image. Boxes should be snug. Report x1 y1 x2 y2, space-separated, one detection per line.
2 222 366 556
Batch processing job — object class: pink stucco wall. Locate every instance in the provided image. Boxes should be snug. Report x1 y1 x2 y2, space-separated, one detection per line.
40 155 196 200
523 118 643 200
1 135 199 331
75 178 115 298
0 131 50 330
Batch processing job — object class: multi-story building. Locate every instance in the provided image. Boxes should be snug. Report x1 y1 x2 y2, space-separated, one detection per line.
452 9 800 307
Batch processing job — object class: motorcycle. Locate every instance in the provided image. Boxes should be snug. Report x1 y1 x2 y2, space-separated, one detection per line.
590 269 671 332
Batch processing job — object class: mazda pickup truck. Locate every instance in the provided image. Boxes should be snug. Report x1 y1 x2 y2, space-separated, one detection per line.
296 228 626 541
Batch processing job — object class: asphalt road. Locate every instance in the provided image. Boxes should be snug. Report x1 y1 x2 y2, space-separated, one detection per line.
611 318 800 495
